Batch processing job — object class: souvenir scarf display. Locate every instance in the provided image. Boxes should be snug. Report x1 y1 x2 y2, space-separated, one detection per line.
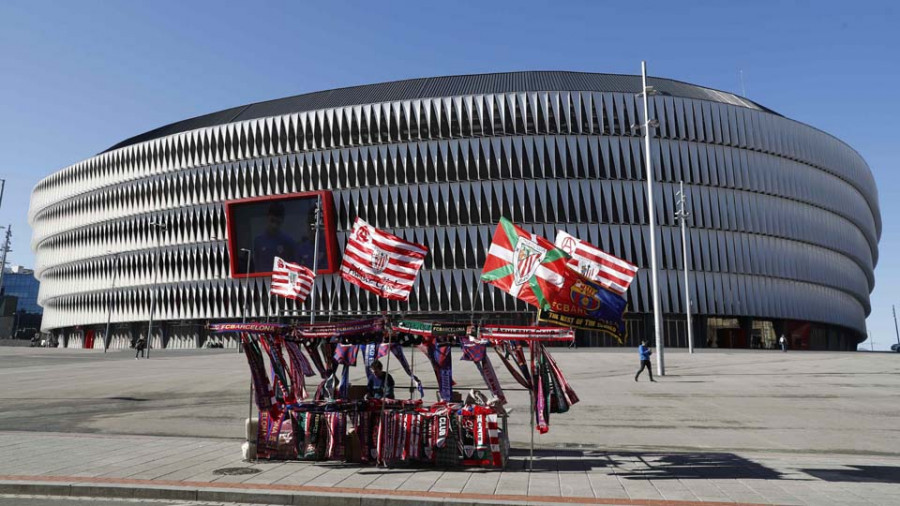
220 319 578 469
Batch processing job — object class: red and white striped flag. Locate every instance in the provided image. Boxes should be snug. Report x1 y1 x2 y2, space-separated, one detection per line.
340 218 428 301
270 257 315 302
554 231 638 295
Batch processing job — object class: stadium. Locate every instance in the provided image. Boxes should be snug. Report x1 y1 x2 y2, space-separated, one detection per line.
28 71 880 351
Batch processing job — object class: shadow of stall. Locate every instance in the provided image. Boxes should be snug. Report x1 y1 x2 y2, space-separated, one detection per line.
505 448 783 481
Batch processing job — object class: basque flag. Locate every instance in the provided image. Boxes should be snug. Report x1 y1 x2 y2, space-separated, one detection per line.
340 217 428 301
480 217 570 310
554 231 638 295
270 257 315 302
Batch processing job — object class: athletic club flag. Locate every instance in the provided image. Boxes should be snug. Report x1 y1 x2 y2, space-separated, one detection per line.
269 257 316 302
554 231 638 295
340 217 428 301
480 217 570 310
270 257 315 302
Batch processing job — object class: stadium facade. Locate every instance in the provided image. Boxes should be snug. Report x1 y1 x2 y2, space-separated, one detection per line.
28 71 880 351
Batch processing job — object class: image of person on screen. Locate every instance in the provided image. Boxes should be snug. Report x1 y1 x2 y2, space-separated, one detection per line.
296 203 325 271
253 202 299 272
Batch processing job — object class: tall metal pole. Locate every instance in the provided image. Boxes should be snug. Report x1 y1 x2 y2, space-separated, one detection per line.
240 248 253 324
146 221 165 359
676 181 693 354
308 195 322 325
893 305 899 347
104 254 120 353
0 226 10 299
0 179 5 210
641 61 665 375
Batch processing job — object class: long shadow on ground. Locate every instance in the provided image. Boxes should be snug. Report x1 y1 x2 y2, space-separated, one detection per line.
507 448 782 480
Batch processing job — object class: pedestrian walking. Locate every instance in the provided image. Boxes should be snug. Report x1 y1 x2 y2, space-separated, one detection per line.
634 340 655 382
135 336 146 359
779 334 787 352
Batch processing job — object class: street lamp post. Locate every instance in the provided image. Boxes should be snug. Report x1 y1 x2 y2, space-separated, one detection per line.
240 248 252 324
636 61 665 375
675 181 694 354
146 220 167 359
104 252 121 353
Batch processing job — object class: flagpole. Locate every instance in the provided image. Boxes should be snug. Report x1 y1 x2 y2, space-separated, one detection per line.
309 195 322 325
379 322 393 467
529 308 540 473
641 60 665 376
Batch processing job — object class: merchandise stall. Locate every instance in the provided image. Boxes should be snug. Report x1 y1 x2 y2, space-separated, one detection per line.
210 318 577 469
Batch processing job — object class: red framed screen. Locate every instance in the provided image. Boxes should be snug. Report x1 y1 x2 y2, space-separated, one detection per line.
225 190 339 278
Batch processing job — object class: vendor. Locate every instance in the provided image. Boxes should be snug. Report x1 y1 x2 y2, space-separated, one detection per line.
367 359 395 399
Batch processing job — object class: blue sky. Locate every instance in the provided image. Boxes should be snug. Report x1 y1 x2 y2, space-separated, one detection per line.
0 0 896 348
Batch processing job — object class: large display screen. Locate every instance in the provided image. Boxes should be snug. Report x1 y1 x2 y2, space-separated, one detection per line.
225 191 339 277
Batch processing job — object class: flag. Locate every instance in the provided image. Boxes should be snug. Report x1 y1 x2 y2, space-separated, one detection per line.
540 270 628 342
270 257 315 302
340 217 428 301
554 231 638 295
480 217 570 310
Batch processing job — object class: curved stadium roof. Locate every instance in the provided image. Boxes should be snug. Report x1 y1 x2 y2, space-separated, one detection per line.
104 71 774 153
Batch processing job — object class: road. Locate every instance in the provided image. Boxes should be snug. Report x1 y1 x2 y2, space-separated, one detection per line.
1 346 899 456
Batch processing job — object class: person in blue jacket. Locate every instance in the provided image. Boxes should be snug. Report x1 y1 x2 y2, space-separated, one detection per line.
634 340 656 382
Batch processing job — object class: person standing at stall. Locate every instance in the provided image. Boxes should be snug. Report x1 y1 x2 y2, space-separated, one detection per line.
634 340 655 382
367 359 395 399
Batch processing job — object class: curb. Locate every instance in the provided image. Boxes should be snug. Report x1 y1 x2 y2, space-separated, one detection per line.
0 481 511 506
0 477 770 506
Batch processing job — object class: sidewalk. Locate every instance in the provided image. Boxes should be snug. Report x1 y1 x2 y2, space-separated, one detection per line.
2 432 899 505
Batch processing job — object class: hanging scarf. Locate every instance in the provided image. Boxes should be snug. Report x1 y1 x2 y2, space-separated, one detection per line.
284 341 316 377
302 340 328 378
543 345 580 406
240 333 275 415
417 338 456 395
259 335 295 405
333 344 359 399
486 413 503 467
433 343 453 402
283 342 308 401
462 337 506 404
389 344 424 398
534 344 550 434
493 342 531 389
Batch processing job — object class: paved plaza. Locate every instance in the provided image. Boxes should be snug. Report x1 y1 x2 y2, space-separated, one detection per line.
0 347 899 504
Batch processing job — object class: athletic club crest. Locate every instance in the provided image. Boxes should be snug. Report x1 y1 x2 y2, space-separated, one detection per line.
578 260 598 280
370 247 389 274
513 236 546 287
288 271 298 286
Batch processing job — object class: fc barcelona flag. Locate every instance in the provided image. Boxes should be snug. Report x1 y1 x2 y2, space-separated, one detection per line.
540 271 628 343
480 218 570 310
